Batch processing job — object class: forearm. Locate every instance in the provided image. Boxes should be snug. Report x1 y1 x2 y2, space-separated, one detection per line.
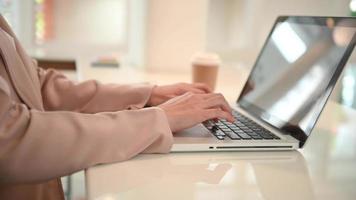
0 103 172 184
38 68 154 113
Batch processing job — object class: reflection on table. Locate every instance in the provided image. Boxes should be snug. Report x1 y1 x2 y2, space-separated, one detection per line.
87 151 312 200
86 102 356 200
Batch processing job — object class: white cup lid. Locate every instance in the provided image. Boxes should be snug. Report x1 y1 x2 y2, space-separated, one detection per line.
191 52 221 66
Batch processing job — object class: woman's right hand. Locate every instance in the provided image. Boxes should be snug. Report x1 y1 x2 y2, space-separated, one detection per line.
158 92 234 132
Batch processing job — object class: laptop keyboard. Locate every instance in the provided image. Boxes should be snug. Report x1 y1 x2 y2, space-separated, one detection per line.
204 110 280 141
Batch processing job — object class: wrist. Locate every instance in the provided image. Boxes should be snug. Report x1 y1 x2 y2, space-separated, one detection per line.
148 86 162 106
148 86 170 106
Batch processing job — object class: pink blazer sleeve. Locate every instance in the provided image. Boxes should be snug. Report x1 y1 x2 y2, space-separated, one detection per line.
38 68 154 112
0 75 173 183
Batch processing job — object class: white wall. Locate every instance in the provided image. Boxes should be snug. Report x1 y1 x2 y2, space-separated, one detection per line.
144 0 353 72
126 0 147 68
145 0 209 72
11 0 354 71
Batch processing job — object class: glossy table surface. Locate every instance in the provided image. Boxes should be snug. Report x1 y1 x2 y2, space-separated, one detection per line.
83 64 356 200
75 57 356 200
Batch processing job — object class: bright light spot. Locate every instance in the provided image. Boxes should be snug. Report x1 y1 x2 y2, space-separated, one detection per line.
272 22 307 63
342 67 355 107
350 0 356 12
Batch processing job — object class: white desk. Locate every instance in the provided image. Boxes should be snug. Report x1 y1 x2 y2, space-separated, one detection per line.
79 60 356 200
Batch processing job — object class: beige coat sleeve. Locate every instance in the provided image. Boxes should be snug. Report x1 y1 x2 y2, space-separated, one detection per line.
38 68 154 112
0 75 173 184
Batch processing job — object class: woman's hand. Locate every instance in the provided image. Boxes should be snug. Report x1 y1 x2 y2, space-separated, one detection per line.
158 92 234 132
147 83 212 106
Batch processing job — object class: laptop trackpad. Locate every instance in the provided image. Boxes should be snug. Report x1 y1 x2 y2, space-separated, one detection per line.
174 124 212 138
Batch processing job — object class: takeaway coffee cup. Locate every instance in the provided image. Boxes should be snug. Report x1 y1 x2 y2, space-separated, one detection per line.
191 52 221 91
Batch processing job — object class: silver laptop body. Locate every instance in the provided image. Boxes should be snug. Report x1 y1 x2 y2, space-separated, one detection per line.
171 16 356 152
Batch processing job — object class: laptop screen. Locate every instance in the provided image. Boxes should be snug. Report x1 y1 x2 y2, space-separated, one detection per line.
238 17 356 147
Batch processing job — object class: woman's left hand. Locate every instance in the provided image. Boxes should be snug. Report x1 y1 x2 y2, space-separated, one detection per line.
147 82 212 106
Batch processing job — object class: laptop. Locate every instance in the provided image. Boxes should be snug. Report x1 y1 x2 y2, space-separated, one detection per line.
171 16 356 152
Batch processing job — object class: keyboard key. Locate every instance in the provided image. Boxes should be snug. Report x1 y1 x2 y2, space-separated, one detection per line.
259 133 274 139
250 135 263 139
225 131 241 140
243 129 253 133
223 122 234 127
215 135 225 140
237 133 252 140
211 126 219 131
205 111 281 141
226 124 238 128
232 127 243 131
231 127 241 131
220 128 231 132
241 127 250 131
218 124 228 128
246 131 259 136
235 130 245 134
214 130 226 136
259 130 273 136
235 123 246 128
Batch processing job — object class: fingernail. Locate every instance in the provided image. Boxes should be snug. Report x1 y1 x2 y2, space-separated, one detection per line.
230 116 235 122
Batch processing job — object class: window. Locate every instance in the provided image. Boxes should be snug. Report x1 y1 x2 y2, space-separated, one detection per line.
34 0 53 44
341 65 356 108
32 0 128 56
0 0 15 27
2 0 129 56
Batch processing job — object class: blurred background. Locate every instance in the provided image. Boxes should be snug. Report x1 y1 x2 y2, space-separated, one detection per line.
1 0 356 105
1 0 356 199
1 0 356 108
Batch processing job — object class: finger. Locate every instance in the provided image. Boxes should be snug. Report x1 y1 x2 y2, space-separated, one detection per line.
202 98 231 114
215 94 232 113
165 91 194 103
203 109 235 122
192 83 212 93
186 87 206 94
176 91 197 101
211 93 232 112
198 93 227 101
194 93 218 100
203 94 232 113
